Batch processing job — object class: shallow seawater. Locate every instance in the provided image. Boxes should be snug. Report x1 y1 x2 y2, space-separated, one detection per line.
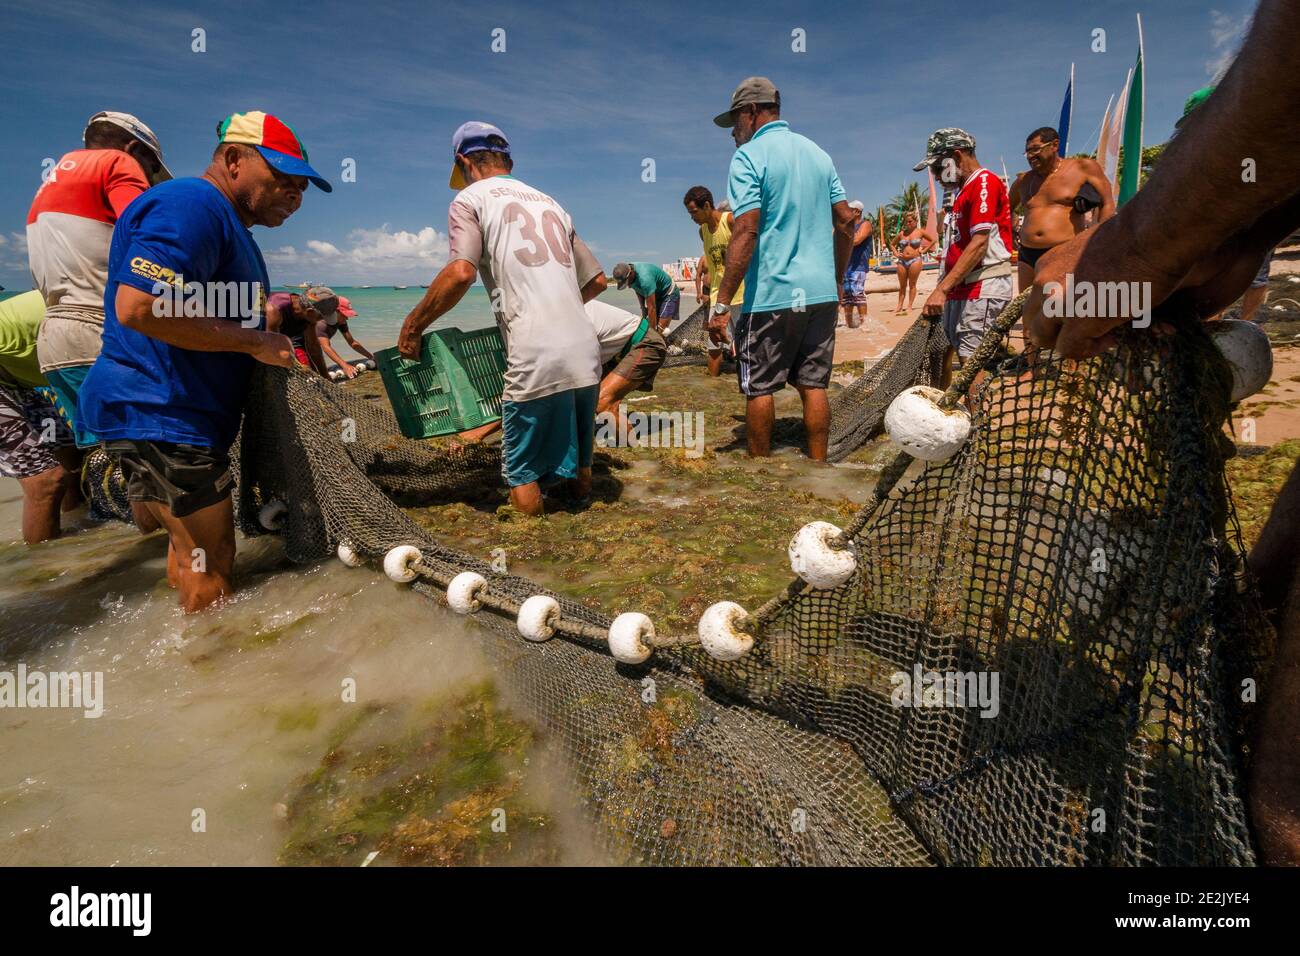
0 484 606 866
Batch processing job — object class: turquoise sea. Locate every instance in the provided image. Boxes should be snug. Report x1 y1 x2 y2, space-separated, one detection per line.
1 285 659 353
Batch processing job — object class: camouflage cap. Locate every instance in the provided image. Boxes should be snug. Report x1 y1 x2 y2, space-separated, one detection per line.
913 128 977 171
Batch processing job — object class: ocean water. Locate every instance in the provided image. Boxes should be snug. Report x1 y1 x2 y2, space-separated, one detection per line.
317 286 653 353
1 286 659 354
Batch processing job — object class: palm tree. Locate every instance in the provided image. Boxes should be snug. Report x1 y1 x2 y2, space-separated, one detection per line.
884 182 930 244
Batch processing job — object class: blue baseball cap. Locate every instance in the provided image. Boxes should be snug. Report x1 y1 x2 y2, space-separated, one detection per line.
449 121 510 189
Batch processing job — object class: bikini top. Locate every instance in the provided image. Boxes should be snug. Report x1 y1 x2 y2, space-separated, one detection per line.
898 237 922 249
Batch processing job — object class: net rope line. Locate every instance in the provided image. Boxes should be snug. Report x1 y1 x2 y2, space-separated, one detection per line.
749 291 1028 629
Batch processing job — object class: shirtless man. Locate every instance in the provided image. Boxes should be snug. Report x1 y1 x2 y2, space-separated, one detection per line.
1009 126 1115 292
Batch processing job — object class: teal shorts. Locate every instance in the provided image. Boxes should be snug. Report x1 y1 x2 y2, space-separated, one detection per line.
500 385 598 488
44 364 98 448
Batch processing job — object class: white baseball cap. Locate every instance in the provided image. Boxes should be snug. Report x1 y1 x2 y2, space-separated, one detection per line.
848 200 864 212
84 111 172 182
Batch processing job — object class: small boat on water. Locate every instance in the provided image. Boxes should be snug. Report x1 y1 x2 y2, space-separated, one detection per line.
393 285 409 290
358 285 372 289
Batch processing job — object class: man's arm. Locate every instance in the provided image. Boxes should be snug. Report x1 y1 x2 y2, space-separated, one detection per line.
1025 0 1300 356
340 329 375 361
318 335 355 377
921 233 990 316
712 208 758 330
1079 158 1116 224
302 327 330 377
116 285 292 367
644 293 659 329
832 200 857 288
695 256 708 304
397 259 477 358
580 271 606 304
853 218 873 246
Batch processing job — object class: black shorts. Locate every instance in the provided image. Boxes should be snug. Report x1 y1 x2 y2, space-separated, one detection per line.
101 440 234 518
734 302 837 398
1018 244 1049 269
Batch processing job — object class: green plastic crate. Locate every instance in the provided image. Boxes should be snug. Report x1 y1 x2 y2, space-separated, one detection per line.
374 326 507 439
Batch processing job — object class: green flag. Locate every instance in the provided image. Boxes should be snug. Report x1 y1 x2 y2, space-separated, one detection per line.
1118 16 1145 205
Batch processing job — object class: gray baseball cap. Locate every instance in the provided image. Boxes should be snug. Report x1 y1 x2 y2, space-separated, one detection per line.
913 127 977 171
611 262 634 289
713 77 781 128
84 110 172 182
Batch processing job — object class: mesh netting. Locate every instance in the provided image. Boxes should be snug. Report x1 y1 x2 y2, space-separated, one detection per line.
214 296 1266 865
824 315 950 462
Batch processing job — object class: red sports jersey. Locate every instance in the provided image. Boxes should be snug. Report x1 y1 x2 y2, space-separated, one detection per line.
27 149 150 315
942 167 1013 300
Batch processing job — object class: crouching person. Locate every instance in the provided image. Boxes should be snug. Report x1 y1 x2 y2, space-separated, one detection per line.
80 111 331 611
585 298 667 440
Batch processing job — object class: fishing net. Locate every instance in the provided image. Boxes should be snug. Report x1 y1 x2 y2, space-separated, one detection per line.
152 292 1269 866
823 315 950 461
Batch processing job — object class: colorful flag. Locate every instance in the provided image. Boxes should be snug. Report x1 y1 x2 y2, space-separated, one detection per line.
1057 63 1075 156
1105 70 1131 195
1118 16 1145 205
1095 92 1115 169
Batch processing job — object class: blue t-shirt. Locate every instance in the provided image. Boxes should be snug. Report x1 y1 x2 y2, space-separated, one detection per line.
726 121 845 313
80 178 269 450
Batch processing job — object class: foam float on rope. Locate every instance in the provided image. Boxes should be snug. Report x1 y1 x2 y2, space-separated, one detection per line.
258 499 288 531
788 520 857 588
884 385 971 462
446 571 488 614
1209 319 1273 402
517 595 560 642
698 601 754 661
608 612 655 664
383 545 422 583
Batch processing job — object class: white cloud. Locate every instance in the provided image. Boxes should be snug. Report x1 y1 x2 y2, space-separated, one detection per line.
1207 9 1251 80
306 240 342 256
264 224 449 285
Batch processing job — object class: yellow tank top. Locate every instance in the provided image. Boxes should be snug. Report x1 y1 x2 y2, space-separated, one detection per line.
700 214 745 307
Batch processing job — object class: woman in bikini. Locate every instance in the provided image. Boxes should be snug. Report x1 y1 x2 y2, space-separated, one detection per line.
893 212 931 314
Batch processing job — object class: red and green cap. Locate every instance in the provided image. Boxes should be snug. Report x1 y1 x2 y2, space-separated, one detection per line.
217 111 332 192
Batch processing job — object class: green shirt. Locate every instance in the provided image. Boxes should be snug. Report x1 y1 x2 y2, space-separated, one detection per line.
629 263 676 304
0 292 48 388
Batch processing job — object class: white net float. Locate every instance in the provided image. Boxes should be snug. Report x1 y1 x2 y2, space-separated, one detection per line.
336 542 364 567
383 545 422 583
788 521 858 589
258 499 288 531
608 612 655 664
517 595 560 642
1208 319 1273 402
698 601 754 661
446 571 488 614
884 385 971 462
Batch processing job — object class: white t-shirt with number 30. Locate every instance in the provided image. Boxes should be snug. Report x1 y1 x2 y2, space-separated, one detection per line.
447 175 603 402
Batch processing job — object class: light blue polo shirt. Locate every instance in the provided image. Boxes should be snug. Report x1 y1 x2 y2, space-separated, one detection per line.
726 121 845 314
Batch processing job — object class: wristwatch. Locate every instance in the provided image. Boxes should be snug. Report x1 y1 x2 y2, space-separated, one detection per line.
712 302 731 316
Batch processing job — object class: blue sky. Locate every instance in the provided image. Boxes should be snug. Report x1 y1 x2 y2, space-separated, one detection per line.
0 0 1258 288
